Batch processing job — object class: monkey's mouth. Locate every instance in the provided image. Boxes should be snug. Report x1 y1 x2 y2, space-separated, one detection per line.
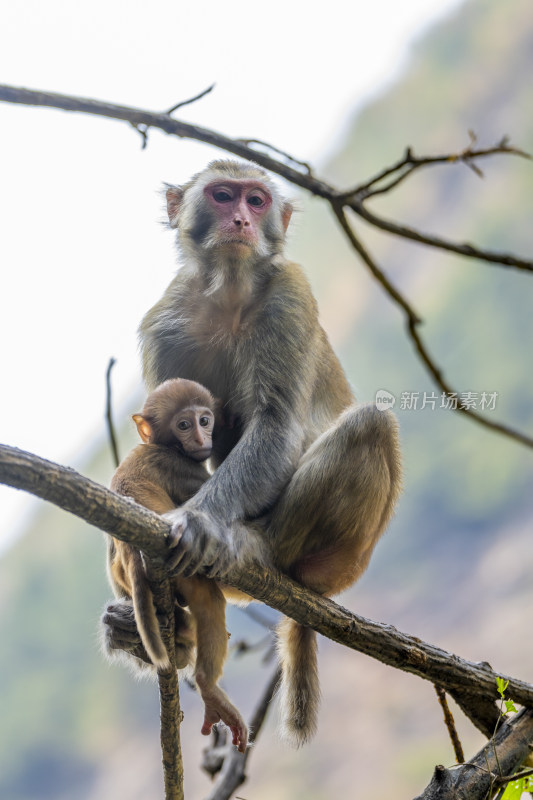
188 448 212 462
220 235 255 247
222 240 253 249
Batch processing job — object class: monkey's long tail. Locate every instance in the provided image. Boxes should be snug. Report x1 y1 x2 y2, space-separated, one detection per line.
276 616 320 747
131 551 170 671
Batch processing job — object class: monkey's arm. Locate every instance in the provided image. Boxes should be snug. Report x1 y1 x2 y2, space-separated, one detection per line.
166 281 326 576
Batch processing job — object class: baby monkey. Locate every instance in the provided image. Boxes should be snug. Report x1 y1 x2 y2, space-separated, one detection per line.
107 378 247 752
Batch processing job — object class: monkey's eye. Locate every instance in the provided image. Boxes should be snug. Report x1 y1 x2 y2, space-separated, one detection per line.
199 416 211 427
177 420 190 431
247 194 265 207
213 189 232 203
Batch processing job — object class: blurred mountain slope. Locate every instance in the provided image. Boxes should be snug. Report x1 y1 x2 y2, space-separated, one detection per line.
1 0 533 797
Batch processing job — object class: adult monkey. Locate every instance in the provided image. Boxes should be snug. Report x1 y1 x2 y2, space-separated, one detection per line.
107 159 402 745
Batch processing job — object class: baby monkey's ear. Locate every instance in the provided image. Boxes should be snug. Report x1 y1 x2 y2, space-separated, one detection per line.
132 413 153 444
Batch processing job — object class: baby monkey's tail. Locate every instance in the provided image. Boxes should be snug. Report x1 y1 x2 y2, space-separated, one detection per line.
131 550 170 671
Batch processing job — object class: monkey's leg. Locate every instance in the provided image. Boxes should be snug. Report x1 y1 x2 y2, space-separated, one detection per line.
268 402 401 595
268 403 401 746
179 576 248 752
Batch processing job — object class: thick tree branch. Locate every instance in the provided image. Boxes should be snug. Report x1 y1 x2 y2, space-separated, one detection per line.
1 442 533 719
414 708 533 800
3 442 533 795
1 84 531 451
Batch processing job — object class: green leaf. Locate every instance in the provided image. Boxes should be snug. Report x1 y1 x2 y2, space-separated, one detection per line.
497 677 510 697
504 699 518 714
500 779 523 800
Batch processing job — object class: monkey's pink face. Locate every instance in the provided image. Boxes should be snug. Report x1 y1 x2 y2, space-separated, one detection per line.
203 180 272 248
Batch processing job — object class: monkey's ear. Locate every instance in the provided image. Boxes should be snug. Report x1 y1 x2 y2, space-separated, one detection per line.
281 202 293 232
132 413 153 443
166 186 185 229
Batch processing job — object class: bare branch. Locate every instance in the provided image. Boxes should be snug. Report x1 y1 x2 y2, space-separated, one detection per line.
0 85 331 196
105 357 120 468
2 443 533 721
331 204 533 449
494 767 533 787
446 688 500 740
435 686 465 764
0 84 531 449
339 139 531 200
331 200 422 322
236 138 313 174
165 84 215 116
129 122 149 149
3 84 530 275
352 201 533 274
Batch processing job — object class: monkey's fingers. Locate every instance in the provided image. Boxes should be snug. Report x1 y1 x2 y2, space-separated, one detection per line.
164 508 187 542
167 546 189 573
201 707 222 736
103 600 137 626
165 513 189 571
230 723 248 754
167 528 184 549
167 528 201 574
175 540 218 577
107 629 142 647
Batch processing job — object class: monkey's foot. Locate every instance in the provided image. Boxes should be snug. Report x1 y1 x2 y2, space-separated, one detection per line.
200 687 248 753
102 599 194 670
102 600 143 650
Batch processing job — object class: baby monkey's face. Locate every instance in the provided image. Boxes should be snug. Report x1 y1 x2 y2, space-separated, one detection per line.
170 405 215 462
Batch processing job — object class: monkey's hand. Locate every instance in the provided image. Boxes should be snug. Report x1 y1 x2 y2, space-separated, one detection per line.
165 507 270 579
165 507 237 578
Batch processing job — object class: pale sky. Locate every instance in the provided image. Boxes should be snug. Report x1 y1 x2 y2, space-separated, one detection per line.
0 0 464 551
